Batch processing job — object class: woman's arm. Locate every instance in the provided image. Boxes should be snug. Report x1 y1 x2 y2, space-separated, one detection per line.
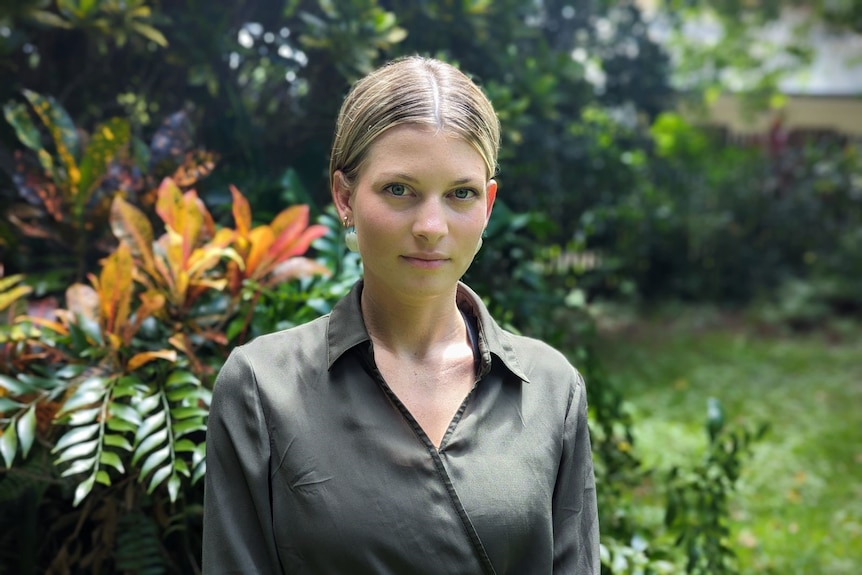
552 371 600 574
202 348 281 574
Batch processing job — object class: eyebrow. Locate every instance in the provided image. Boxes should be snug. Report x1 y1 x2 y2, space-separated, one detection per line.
377 172 483 186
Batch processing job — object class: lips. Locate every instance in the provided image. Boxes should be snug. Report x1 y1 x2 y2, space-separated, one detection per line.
402 252 448 262
401 253 450 268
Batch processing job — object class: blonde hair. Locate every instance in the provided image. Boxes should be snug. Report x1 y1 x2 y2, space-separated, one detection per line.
329 56 501 189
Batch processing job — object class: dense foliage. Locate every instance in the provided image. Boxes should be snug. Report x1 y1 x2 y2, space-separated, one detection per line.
0 0 858 573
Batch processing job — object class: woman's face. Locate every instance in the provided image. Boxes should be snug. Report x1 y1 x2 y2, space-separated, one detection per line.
333 124 496 303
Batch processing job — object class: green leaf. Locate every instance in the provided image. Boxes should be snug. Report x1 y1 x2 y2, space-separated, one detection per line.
113 376 146 398
28 10 74 29
173 458 190 477
79 375 110 391
75 313 103 346
56 364 87 379
54 439 99 465
22 90 80 162
170 406 203 420
17 373 59 390
103 434 133 451
78 117 131 199
140 445 170 479
3 101 43 151
173 439 196 452
192 459 206 485
135 393 161 416
109 402 142 426
226 318 244 342
184 387 212 406
60 455 96 477
106 417 138 433
0 374 35 395
0 397 24 412
57 387 104 417
95 470 112 486
0 422 18 467
167 473 181 502
16 406 36 458
167 386 197 402
135 410 166 445
147 464 172 494
53 423 100 453
67 407 101 426
100 450 125 474
131 22 168 47
73 473 96 506
166 371 200 388
172 419 206 438
132 428 167 466
192 442 206 467
78 0 98 16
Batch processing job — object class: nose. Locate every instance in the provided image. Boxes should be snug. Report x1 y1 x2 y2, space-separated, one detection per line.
412 197 448 243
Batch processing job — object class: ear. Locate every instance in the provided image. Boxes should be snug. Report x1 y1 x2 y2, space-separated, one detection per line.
484 179 497 224
332 170 353 223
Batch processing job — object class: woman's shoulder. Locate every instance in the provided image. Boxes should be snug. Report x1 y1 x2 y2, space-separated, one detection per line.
243 314 329 352
214 314 332 404
493 329 587 416
502 330 581 380
457 282 583 390
225 314 331 374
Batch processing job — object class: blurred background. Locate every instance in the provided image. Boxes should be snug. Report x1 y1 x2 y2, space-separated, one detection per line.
0 1 859 574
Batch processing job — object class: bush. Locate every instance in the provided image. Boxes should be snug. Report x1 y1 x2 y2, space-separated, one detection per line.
0 93 341 574
577 113 862 311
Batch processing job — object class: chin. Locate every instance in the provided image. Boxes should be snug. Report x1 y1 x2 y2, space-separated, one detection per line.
395 276 460 299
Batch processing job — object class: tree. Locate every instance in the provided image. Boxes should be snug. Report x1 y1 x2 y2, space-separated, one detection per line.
649 0 861 105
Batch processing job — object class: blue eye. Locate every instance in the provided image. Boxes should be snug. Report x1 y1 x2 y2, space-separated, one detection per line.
452 188 476 200
386 184 407 196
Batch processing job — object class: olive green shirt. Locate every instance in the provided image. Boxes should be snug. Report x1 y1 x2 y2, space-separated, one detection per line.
203 281 599 574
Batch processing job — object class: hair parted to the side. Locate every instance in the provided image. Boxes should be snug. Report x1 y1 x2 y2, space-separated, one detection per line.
329 56 501 190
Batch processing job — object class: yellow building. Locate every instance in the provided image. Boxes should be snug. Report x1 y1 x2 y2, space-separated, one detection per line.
635 1 862 139
706 93 862 140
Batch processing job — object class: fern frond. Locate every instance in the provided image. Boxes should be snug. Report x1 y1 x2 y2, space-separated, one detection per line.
52 375 139 505
115 512 166 575
132 370 208 501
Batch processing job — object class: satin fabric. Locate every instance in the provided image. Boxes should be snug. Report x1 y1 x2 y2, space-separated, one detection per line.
202 281 599 574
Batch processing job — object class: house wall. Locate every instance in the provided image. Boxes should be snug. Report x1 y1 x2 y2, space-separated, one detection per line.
702 93 862 138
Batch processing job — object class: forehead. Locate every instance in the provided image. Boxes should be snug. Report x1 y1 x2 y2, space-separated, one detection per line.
362 124 487 180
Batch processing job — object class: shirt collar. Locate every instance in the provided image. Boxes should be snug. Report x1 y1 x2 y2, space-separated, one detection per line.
326 280 531 384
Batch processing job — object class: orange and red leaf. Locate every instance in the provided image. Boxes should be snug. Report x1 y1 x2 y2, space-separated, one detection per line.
127 349 178 372
110 195 156 276
230 185 252 238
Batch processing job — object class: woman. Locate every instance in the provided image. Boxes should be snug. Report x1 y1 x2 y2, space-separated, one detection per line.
203 56 599 574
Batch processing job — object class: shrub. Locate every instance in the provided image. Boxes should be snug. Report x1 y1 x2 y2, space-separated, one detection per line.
0 165 331 573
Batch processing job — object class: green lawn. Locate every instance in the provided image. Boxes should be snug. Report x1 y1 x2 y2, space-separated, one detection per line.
592 308 862 575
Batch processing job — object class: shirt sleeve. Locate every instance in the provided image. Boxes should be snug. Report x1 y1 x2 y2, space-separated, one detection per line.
552 370 600 574
202 348 281 574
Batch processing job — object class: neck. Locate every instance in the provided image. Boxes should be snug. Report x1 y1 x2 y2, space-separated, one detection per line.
360 282 465 360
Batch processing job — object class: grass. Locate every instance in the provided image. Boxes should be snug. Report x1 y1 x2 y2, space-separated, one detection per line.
591 306 862 575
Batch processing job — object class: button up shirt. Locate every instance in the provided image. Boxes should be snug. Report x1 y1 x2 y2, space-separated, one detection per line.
203 281 599 574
